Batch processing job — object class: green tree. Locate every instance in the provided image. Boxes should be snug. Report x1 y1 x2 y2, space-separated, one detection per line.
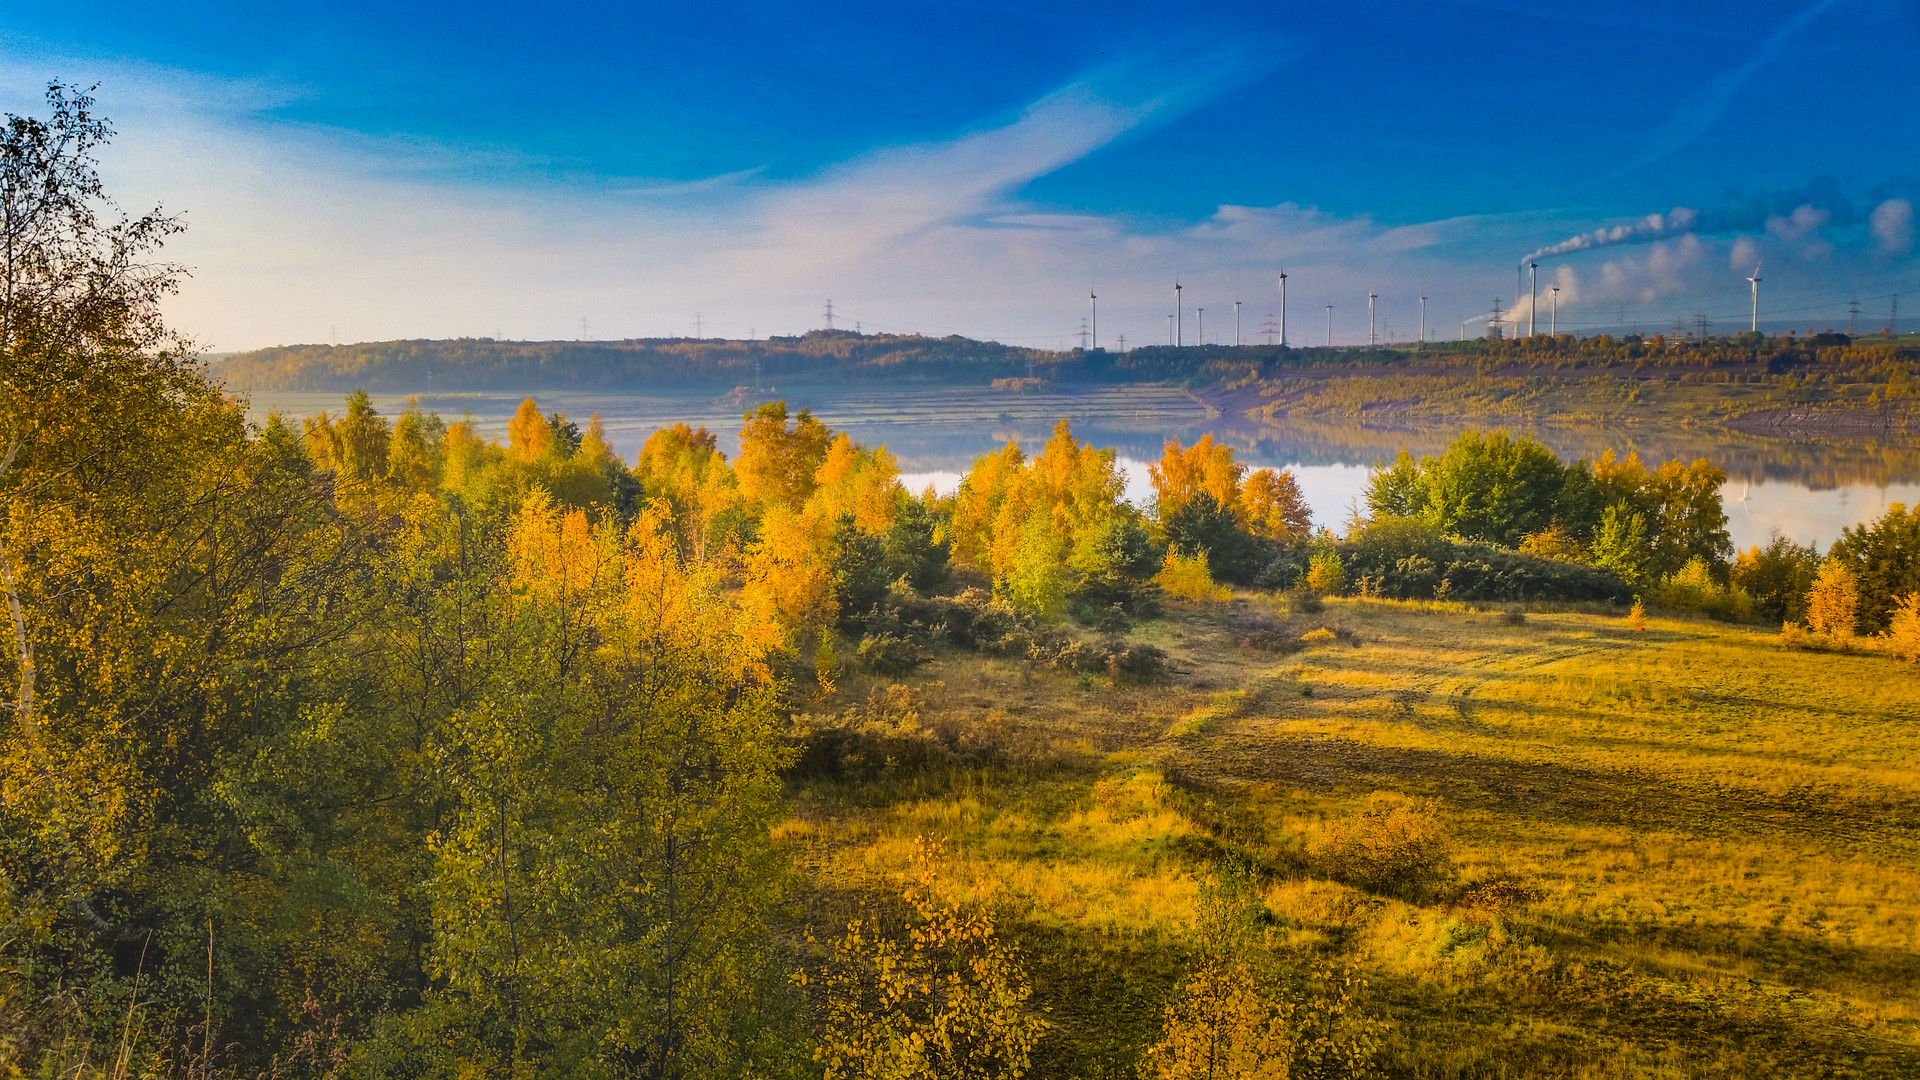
1588 504 1652 587
1829 503 1920 632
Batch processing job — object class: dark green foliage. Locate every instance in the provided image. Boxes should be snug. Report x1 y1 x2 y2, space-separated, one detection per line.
599 456 643 517
1733 532 1821 624
545 411 582 455
1370 430 1571 548
834 519 892 622
1829 503 1920 631
1068 517 1165 616
1252 540 1315 591
1160 493 1257 581
881 499 950 593
1339 517 1630 603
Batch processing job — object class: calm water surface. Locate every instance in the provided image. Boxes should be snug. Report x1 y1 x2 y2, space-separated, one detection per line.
242 384 1920 552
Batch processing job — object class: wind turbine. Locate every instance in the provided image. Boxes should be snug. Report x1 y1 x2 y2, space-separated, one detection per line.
1549 286 1560 335
1746 263 1763 333
1089 288 1098 350
1175 280 1184 346
1367 292 1377 346
1528 261 1538 338
1419 294 1427 344
1234 300 1242 346
1278 271 1289 347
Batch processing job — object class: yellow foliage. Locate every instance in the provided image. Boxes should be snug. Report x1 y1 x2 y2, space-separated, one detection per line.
1157 549 1230 604
1305 550 1347 595
1242 467 1313 540
1149 434 1246 522
1140 954 1293 1080
1807 559 1859 642
1517 523 1585 561
805 841 1043 1080
809 432 902 534
1885 593 1920 663
949 421 1128 596
634 423 737 562
506 395 551 463
739 505 837 651
735 400 832 513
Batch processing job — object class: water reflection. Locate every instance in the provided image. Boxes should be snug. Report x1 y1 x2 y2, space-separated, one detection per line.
241 385 1920 552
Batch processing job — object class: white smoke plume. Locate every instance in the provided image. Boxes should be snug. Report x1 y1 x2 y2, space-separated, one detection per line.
1521 208 1699 264
1519 180 1914 267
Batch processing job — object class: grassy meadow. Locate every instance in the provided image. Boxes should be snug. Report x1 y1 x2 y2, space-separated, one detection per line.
782 596 1920 1077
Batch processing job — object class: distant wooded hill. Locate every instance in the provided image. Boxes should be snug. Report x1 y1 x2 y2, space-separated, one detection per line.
211 331 1205 391
208 327 1918 393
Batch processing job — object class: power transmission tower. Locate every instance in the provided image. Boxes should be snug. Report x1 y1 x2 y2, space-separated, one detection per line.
1077 317 1090 349
1490 299 1504 340
1893 294 1900 336
1849 298 1861 336
1694 313 1712 339
579 316 591 341
1117 333 1128 353
1261 314 1278 345
694 311 703 339
823 299 835 330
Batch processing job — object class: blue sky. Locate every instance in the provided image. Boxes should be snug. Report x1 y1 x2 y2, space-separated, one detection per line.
3 0 1917 349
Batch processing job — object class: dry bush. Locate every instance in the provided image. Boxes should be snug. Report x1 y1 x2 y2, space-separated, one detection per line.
1315 793 1453 901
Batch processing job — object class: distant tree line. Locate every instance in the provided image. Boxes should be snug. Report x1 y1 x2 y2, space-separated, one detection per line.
213 324 1920 394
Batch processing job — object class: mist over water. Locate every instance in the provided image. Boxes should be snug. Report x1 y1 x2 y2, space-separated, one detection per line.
244 384 1920 552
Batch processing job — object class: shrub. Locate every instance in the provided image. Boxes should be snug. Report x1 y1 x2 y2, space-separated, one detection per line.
1316 793 1453 900
858 632 927 675
1105 640 1170 684
815 631 842 697
1518 524 1585 561
1253 541 1314 590
1094 602 1133 633
1300 627 1338 644
1305 549 1347 595
1157 548 1231 604
1650 556 1754 620
1629 596 1646 631
1500 607 1527 625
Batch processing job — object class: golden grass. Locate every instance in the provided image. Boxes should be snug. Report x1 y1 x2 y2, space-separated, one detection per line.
785 596 1920 1076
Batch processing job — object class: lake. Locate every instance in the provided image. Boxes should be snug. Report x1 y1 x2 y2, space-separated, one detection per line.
241 384 1920 553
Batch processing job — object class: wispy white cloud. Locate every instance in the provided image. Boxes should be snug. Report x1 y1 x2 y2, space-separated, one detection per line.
2 37 1906 352
1603 0 1844 180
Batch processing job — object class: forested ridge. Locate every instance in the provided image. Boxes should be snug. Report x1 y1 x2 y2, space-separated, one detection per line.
213 322 1920 399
